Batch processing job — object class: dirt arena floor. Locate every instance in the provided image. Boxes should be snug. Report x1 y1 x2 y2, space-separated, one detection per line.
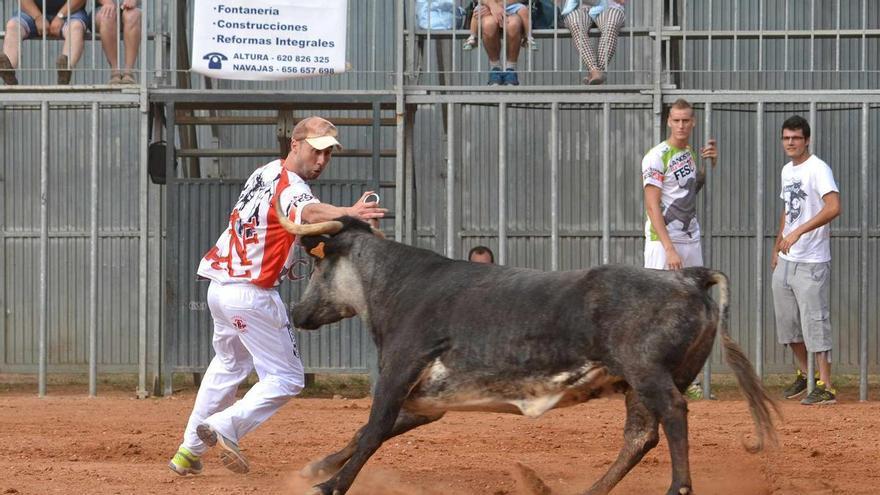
1 382 879 495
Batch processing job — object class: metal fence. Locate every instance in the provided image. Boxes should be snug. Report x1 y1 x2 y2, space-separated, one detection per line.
0 0 877 400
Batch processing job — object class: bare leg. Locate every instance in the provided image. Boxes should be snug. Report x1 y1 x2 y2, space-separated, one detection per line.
480 14 501 63
789 342 809 372
98 9 121 74
61 22 86 66
3 18 25 67
122 8 142 72
816 350 832 388
504 15 522 65
585 390 660 495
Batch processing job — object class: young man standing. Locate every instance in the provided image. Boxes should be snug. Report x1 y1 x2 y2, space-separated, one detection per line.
168 117 387 476
642 98 717 271
772 115 841 405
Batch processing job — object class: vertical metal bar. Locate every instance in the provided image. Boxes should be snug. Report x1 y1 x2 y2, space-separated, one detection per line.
89 102 99 397
395 0 406 243
91 0 96 73
371 0 378 73
501 0 507 70
372 102 382 194
702 102 713 397
835 0 841 72
859 102 868 401
141 0 149 84
550 102 559 271
42 0 47 71
138 101 149 399
405 107 416 245
652 0 663 142
806 102 817 394
707 0 713 74
733 0 739 72
477 0 483 74
409 0 417 78
758 0 764 71
39 101 49 397
862 0 868 74
526 0 533 72
553 0 558 73
162 101 176 397
171 0 178 86
426 0 432 77
498 103 507 265
451 0 458 76
809 0 815 71
446 103 455 257
784 0 789 71
755 101 764 379
682 0 688 73
601 102 610 264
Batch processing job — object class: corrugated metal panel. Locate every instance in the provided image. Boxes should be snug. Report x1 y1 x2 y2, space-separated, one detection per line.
1 103 147 371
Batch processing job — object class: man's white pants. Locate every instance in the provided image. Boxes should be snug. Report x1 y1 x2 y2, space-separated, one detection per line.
644 240 703 269
181 282 304 455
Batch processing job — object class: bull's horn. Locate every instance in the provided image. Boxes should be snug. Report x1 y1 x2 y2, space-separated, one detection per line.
275 199 343 236
371 227 386 239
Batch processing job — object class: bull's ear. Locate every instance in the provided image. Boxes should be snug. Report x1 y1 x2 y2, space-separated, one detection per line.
309 242 326 259
300 235 329 259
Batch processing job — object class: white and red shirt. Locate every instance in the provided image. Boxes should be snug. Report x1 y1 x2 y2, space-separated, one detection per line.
197 160 320 288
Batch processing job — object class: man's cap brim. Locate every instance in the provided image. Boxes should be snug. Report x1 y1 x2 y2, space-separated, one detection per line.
305 136 342 150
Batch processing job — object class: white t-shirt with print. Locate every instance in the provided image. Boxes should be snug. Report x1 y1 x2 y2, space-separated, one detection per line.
197 160 320 288
642 141 701 244
778 155 839 263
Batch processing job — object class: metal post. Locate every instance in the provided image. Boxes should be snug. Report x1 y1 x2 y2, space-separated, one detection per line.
372 102 382 194
550 102 559 271
89 103 99 397
755 102 764 379
141 0 149 85
859 103 868 401
404 107 416 245
652 0 663 143
395 0 405 242
601 102 610 264
498 103 507 265
446 103 455 258
38 101 49 398
806 101 817 393
138 99 149 399
162 101 176 397
702 102 713 398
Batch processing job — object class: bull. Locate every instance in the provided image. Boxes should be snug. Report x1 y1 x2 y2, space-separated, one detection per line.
277 210 779 495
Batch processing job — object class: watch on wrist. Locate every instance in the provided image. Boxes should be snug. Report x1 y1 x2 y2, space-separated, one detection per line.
57 12 67 20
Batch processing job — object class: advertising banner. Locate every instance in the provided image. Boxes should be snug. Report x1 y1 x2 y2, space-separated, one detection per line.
191 0 347 80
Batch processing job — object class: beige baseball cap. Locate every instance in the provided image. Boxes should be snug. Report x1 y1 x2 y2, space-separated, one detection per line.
292 116 342 151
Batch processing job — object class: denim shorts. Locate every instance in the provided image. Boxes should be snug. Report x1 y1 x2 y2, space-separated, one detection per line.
505 3 526 15
12 9 91 39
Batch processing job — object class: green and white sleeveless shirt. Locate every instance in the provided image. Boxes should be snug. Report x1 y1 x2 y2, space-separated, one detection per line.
641 141 700 243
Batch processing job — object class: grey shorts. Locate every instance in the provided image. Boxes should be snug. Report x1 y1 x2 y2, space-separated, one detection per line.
771 258 832 353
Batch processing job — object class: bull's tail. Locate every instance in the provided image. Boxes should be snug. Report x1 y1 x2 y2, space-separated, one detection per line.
709 271 781 453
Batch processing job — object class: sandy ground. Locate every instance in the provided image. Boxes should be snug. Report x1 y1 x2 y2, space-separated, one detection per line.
1 387 879 495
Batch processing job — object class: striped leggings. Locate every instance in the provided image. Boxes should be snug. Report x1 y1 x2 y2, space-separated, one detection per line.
563 6 626 72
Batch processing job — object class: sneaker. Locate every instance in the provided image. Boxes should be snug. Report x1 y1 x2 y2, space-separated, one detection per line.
168 446 203 476
196 423 250 474
502 68 519 86
685 383 703 400
800 380 837 405
56 55 72 85
783 370 808 399
488 67 504 86
0 53 19 85
462 35 477 51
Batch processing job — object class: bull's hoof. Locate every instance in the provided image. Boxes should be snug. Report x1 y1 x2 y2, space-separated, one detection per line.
300 462 328 479
305 481 341 495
